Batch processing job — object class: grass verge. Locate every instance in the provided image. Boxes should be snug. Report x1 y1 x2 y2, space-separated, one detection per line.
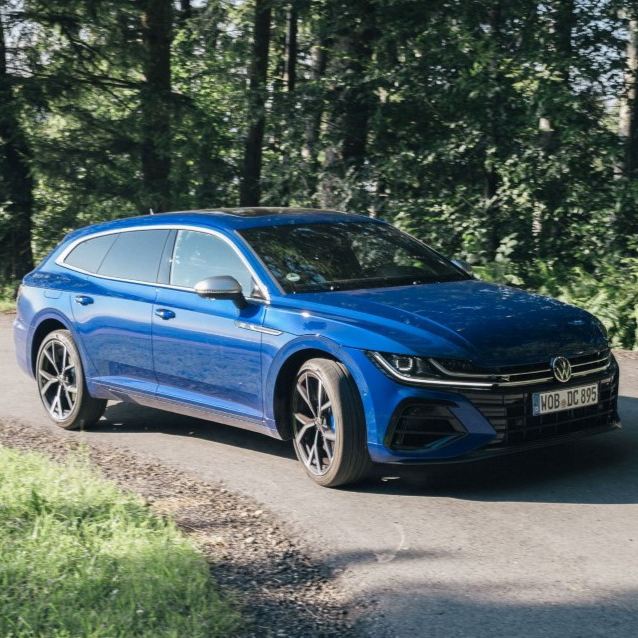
0 445 240 638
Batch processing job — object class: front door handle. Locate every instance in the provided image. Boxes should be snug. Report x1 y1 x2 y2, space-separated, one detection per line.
154 308 176 320
74 295 93 306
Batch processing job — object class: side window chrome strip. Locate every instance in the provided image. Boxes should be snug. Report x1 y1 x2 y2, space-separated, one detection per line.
55 224 271 303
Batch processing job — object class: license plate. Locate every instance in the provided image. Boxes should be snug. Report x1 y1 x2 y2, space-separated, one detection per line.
532 383 598 416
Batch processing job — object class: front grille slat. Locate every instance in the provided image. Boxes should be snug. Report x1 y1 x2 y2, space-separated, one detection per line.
465 374 619 449
434 350 612 387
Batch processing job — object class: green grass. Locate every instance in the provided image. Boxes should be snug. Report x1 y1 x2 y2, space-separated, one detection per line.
0 446 240 638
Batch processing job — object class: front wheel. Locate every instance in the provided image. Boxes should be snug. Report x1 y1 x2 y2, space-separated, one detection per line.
291 358 371 487
36 330 106 430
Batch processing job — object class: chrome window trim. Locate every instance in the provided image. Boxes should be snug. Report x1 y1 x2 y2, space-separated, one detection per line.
55 224 271 303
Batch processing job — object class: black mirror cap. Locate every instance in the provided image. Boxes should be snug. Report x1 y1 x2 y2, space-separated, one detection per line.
194 276 247 308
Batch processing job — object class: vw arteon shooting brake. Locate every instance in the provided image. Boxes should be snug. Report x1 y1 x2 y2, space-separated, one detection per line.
14 208 621 487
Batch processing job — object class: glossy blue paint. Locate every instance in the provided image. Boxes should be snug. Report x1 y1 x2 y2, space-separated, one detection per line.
14 209 617 465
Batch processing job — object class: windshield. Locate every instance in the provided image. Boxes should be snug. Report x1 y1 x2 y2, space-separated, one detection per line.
239 221 469 293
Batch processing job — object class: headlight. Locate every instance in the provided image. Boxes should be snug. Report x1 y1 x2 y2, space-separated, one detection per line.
368 352 494 388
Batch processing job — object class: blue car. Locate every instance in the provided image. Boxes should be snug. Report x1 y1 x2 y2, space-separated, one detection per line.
13 208 620 487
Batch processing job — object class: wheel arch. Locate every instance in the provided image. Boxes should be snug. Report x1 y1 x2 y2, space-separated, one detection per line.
268 337 369 441
30 315 71 375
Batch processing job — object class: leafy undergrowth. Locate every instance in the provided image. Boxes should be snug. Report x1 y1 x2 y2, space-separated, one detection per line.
0 446 240 638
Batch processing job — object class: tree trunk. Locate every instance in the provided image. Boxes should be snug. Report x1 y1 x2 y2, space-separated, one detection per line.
179 0 192 23
140 0 173 213
303 38 328 202
0 12 34 280
285 3 298 93
553 0 575 85
318 0 376 210
339 26 375 171
484 2 502 257
240 0 272 206
619 10 638 178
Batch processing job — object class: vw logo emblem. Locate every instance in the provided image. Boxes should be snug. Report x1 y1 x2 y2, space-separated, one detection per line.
551 356 572 383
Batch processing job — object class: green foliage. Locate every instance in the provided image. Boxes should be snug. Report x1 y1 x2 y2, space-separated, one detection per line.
0 0 637 345
0 446 240 638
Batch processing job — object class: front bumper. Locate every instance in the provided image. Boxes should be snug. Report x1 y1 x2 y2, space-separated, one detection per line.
346 347 620 464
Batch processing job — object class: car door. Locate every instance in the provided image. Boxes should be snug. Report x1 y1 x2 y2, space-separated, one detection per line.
152 228 267 422
67 228 171 397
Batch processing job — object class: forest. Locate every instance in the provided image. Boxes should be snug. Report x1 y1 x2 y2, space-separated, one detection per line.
1 0 637 347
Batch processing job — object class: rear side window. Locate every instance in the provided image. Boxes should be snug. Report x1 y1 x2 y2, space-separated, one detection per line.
63 234 119 273
97 230 170 283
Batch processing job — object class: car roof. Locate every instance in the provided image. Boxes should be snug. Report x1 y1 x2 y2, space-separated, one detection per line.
72 207 380 236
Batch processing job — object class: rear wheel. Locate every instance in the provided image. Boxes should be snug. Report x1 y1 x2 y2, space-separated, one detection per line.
291 358 371 487
36 330 106 430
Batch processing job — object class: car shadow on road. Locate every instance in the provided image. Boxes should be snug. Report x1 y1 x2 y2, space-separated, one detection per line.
355 395 638 505
95 396 638 505
352 584 638 638
97 401 297 459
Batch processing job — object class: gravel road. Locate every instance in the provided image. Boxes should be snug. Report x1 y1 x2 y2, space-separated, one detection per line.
1 314 637 637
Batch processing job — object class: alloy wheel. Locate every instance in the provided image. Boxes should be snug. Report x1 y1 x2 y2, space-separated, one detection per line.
38 339 78 421
292 370 337 475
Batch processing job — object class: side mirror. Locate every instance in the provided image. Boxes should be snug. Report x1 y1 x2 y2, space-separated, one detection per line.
194 276 247 309
451 258 473 276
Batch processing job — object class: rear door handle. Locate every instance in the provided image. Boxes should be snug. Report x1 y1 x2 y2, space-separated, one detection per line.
74 295 93 306
154 308 175 320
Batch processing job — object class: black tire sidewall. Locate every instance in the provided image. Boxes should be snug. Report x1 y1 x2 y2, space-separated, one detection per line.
292 358 370 487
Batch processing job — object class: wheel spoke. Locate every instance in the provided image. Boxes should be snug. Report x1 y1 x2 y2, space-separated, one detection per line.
60 346 67 375
62 384 73 407
296 379 316 417
322 429 336 442
50 385 62 418
313 431 322 470
294 412 314 427
316 379 323 412
66 385 77 395
39 370 56 393
322 434 334 462
294 420 314 444
44 346 59 374
40 378 57 394
318 400 331 416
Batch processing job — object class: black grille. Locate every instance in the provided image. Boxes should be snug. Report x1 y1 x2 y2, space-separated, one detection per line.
464 375 619 448
388 401 464 451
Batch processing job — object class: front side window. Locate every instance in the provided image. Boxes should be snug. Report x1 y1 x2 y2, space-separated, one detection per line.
97 229 170 283
239 221 468 293
170 230 254 295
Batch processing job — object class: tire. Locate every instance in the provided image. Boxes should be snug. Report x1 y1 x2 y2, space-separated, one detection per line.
291 358 371 487
35 329 106 430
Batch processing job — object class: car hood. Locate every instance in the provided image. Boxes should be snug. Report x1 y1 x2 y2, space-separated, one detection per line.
291 280 607 366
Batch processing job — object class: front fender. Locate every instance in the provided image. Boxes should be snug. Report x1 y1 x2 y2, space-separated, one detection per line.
261 333 375 436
